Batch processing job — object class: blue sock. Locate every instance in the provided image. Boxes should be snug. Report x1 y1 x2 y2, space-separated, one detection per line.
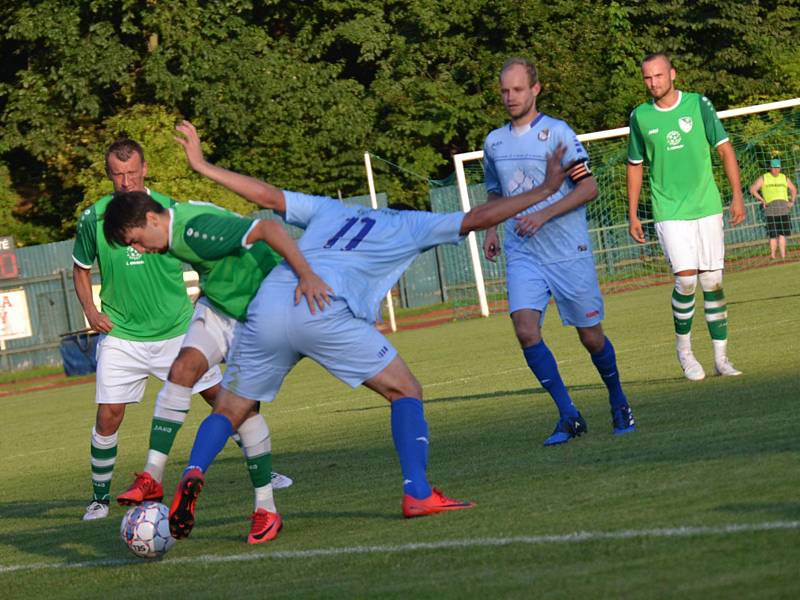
186 413 234 474
390 397 432 500
523 340 578 419
591 336 627 409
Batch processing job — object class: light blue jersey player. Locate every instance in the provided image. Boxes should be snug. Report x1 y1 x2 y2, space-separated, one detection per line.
482 57 635 446
165 120 569 542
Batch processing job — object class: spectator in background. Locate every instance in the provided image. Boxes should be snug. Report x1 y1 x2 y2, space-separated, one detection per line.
749 158 797 260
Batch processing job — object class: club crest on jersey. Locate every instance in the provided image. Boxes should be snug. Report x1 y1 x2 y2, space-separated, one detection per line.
125 246 144 266
538 128 550 141
679 116 693 133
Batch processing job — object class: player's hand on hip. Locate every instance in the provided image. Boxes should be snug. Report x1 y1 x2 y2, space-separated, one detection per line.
482 229 501 262
174 121 205 170
295 273 334 315
514 213 546 237
542 144 567 192
628 216 646 243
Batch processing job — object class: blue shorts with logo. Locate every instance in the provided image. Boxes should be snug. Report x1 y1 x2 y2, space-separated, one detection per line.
222 282 397 402
506 254 604 327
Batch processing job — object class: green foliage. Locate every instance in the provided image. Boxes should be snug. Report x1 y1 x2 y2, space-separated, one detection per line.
1 0 799 239
0 164 57 245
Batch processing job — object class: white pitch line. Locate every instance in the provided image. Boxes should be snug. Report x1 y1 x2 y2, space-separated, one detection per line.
1 520 797 574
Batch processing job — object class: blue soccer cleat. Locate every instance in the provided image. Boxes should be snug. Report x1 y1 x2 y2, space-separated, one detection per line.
543 413 587 446
611 404 636 435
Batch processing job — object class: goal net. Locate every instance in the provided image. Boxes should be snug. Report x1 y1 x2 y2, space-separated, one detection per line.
435 98 800 318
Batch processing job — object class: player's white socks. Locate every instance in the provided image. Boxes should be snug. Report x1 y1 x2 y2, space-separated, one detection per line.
676 332 693 354
237 414 276 512
712 339 728 363
145 381 192 482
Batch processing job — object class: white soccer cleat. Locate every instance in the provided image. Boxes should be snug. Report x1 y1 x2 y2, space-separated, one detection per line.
677 350 706 381
271 472 293 490
714 357 742 377
83 500 109 521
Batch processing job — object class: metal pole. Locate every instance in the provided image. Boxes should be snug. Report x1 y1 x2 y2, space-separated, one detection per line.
364 152 397 332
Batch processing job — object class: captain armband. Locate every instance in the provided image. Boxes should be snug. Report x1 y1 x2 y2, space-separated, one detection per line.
567 159 592 183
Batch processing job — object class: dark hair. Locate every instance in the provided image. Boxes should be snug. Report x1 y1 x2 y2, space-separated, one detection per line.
103 191 165 247
642 52 673 70
105 139 145 174
500 57 538 86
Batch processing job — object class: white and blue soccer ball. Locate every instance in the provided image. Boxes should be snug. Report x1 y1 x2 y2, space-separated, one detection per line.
120 501 176 558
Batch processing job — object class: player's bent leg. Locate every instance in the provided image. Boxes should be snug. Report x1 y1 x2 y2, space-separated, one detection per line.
168 388 259 540
119 348 216 507
364 358 475 518
698 270 741 376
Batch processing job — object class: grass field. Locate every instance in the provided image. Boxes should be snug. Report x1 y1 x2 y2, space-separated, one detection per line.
1 263 799 599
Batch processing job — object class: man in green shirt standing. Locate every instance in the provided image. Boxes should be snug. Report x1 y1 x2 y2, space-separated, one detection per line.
72 139 223 520
104 186 331 544
749 158 797 259
627 52 746 381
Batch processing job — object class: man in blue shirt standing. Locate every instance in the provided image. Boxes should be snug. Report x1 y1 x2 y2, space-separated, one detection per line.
122 122 569 543
482 57 635 446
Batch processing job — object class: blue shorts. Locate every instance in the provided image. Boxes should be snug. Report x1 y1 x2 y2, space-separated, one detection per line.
506 254 604 327
222 283 398 402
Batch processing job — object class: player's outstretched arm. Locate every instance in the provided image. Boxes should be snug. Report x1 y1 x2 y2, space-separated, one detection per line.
175 121 286 213
627 162 646 243
460 146 567 234
247 220 333 313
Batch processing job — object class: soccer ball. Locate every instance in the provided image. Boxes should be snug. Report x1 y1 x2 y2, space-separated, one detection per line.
120 501 176 558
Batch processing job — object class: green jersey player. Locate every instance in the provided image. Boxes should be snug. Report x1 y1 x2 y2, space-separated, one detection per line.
627 53 746 381
103 186 331 544
72 139 223 521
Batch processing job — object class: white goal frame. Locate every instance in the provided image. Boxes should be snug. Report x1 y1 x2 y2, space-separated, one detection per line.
453 97 800 317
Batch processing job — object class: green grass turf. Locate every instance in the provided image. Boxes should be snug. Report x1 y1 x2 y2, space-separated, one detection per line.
1 263 798 598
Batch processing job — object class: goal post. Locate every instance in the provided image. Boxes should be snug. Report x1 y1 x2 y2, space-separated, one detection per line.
452 97 800 315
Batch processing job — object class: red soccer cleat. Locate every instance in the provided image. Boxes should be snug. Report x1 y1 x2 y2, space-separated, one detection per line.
117 472 164 506
402 487 476 518
247 508 283 545
169 468 205 539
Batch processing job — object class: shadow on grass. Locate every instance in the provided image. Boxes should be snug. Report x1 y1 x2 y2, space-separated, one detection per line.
715 502 800 520
334 376 690 413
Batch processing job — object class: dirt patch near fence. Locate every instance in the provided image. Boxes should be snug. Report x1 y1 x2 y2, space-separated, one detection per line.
0 372 95 398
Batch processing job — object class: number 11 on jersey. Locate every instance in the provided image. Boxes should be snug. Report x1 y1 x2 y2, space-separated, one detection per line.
324 217 376 251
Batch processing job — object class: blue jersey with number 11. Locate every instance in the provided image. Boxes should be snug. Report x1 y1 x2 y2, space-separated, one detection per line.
265 192 465 323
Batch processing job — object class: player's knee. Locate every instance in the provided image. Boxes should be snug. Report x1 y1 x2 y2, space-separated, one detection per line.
577 325 605 354
168 353 207 387
511 312 541 347
698 270 723 292
675 274 697 296
95 404 125 435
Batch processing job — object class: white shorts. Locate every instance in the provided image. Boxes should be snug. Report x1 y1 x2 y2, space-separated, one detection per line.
223 284 397 402
182 297 237 366
656 213 725 273
95 334 223 405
